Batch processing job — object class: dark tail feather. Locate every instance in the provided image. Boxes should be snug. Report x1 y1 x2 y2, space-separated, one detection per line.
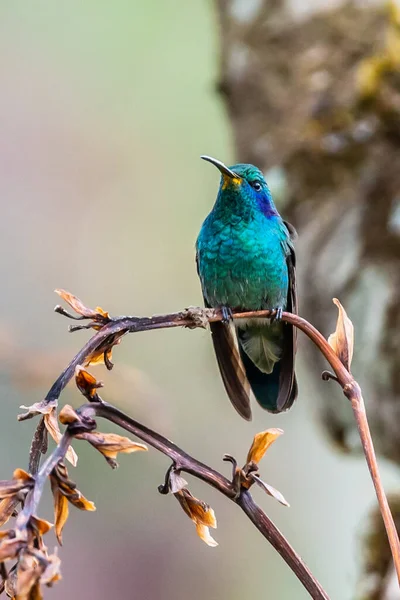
238 326 297 413
209 321 252 420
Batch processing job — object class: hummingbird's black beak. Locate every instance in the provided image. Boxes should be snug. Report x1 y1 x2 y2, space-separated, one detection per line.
201 155 240 180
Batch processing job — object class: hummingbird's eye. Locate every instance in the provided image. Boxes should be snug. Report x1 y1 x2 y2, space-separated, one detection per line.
252 181 262 191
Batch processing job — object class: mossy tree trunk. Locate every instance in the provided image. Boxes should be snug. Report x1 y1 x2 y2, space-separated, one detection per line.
216 1 400 596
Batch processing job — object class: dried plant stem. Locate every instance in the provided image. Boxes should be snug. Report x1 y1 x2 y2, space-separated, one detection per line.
350 391 400 583
17 432 73 532
25 303 399 597
279 313 400 587
24 400 329 600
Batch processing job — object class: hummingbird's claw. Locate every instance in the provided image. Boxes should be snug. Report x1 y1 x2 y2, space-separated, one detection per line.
270 307 283 323
221 306 233 324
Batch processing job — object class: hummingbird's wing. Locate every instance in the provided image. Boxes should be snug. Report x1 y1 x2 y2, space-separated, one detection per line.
196 253 252 420
275 222 298 411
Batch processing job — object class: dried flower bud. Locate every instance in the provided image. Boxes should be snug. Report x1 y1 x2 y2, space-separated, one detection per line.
76 431 147 469
328 298 354 371
16 548 62 599
58 405 80 426
16 553 43 599
246 429 283 465
75 366 103 401
40 550 61 586
84 332 125 369
174 488 218 547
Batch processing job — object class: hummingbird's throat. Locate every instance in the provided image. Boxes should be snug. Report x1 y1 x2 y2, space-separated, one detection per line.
222 174 242 190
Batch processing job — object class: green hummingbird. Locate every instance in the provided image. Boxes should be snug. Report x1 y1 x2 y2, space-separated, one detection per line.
196 156 297 420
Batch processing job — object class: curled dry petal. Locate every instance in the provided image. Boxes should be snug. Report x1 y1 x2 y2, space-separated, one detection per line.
30 516 53 536
18 402 77 466
50 462 95 545
328 298 354 371
246 429 284 465
77 431 147 469
75 366 103 400
51 486 68 546
0 496 20 527
40 551 61 586
0 469 34 527
175 488 218 547
44 408 78 467
54 289 109 320
250 474 290 507
84 332 125 369
0 530 26 561
18 399 57 421
0 468 34 498
169 471 188 494
195 524 218 547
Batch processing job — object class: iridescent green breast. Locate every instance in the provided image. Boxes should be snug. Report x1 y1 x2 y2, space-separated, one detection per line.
196 211 289 310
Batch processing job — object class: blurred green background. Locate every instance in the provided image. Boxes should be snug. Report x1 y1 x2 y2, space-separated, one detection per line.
0 2 398 598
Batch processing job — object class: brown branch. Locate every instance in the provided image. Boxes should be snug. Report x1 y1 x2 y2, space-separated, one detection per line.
279 313 400 586
20 301 400 596
20 399 330 600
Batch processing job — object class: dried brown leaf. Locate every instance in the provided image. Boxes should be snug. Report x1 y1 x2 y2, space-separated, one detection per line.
175 488 218 547
328 298 354 371
247 429 284 465
77 431 147 468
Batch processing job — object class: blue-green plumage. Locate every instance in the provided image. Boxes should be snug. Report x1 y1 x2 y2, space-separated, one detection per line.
196 156 297 420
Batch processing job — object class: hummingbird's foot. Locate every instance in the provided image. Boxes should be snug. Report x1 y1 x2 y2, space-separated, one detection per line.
270 307 283 323
221 306 233 324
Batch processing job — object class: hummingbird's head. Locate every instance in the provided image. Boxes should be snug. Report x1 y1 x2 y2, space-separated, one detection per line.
201 155 278 217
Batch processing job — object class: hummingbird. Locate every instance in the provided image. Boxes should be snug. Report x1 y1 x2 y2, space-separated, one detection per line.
196 156 297 420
